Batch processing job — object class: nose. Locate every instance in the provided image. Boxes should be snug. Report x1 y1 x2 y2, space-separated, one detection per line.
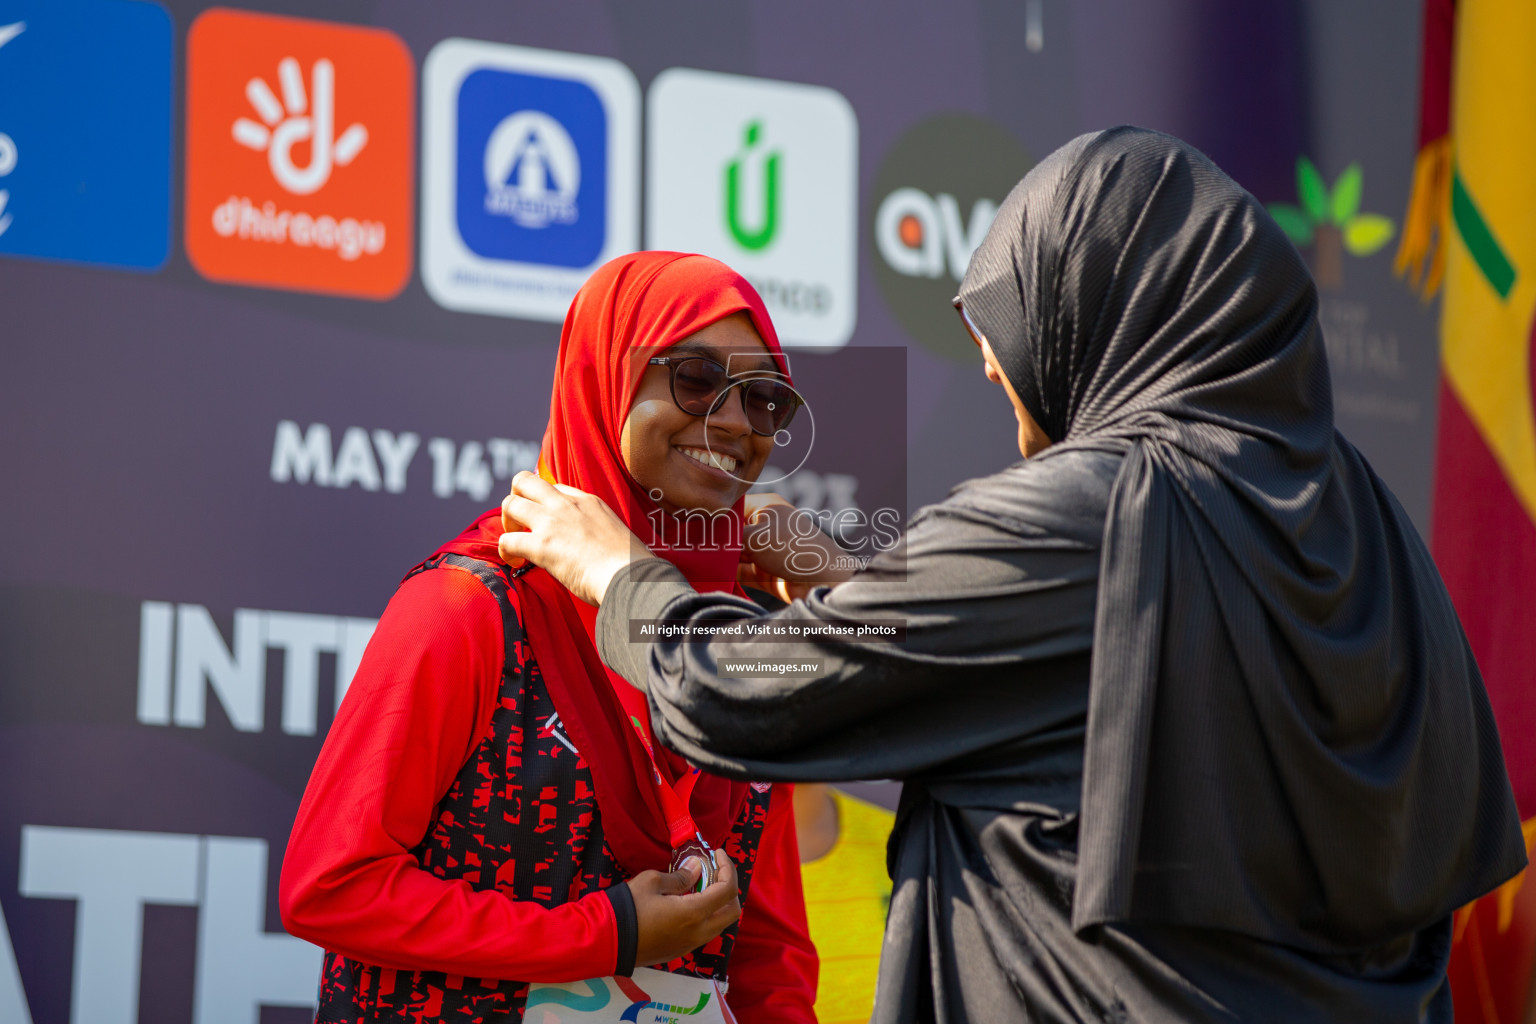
707 383 755 439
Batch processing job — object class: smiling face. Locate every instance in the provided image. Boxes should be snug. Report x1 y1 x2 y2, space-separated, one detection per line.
620 312 779 514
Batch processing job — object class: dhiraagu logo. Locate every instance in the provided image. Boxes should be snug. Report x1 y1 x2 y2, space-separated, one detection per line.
648 68 858 348
231 56 370 197
0 0 172 271
184 8 415 300
423 39 639 322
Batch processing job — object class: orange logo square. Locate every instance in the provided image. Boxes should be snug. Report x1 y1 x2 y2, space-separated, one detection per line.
185 9 414 299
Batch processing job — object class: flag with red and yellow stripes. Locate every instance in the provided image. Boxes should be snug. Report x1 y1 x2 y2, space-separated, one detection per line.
1398 0 1536 1018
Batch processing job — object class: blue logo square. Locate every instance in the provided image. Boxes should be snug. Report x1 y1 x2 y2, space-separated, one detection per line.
0 0 172 271
455 68 607 269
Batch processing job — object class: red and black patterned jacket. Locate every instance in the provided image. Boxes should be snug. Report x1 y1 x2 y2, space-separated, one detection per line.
280 546 817 1023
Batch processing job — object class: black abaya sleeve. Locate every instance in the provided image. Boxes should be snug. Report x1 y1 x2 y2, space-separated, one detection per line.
593 447 1479 1024
594 450 1121 789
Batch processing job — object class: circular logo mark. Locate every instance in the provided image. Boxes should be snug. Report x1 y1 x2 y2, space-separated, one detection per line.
483 110 581 229
870 115 1031 360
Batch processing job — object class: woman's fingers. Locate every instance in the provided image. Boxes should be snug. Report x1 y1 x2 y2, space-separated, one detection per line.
629 854 741 966
496 471 645 604
510 470 562 502
701 896 743 938
500 494 527 535
687 865 736 914
505 493 541 526
497 531 530 564
694 853 743 935
662 858 704 896
711 848 737 889
683 850 739 912
666 853 740 946
497 494 542 563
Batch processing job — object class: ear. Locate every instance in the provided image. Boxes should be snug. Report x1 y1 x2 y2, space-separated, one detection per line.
980 338 1005 385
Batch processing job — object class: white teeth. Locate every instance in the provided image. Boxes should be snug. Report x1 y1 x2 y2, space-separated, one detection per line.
679 446 737 473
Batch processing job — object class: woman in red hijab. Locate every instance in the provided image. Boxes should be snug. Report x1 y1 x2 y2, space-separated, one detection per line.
280 252 818 1023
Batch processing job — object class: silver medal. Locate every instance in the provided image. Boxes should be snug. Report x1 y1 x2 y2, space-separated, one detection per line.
670 833 716 893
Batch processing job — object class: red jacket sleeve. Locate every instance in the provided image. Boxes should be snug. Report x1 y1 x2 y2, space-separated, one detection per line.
725 783 819 1022
279 564 622 981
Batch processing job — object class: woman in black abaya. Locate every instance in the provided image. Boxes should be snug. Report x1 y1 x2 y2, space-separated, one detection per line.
499 127 1527 1022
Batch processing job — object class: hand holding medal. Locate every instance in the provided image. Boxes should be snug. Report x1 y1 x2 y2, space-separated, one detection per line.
630 849 741 967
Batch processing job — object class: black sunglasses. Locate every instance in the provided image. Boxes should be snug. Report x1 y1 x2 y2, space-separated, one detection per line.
648 355 800 436
952 296 986 348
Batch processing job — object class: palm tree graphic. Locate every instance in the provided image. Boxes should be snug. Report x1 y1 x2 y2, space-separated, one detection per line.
1267 157 1395 290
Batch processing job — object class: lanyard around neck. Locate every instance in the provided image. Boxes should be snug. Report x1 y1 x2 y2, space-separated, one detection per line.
628 714 703 850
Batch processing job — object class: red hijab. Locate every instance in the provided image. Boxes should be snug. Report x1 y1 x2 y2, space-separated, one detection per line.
440 252 786 876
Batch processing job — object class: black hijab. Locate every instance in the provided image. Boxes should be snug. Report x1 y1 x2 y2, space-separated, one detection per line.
959 127 1525 950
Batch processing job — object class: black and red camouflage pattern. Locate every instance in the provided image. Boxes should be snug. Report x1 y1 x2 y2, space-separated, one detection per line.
315 554 771 1023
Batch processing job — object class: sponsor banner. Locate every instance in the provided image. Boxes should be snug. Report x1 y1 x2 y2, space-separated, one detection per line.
421 38 640 322
184 8 415 299
0 0 172 271
646 68 858 348
870 115 1031 361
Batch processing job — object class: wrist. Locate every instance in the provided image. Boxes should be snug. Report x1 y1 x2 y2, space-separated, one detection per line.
592 553 656 605
603 884 638 977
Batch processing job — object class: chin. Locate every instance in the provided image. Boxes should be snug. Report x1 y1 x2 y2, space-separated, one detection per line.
683 492 741 514
664 469 753 514
654 483 737 515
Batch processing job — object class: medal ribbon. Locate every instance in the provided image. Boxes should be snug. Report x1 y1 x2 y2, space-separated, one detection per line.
628 715 705 850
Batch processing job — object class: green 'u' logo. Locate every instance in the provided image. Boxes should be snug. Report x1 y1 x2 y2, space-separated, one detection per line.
726 121 779 251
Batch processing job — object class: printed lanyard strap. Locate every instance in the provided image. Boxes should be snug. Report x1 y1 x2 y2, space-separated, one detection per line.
630 715 704 850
